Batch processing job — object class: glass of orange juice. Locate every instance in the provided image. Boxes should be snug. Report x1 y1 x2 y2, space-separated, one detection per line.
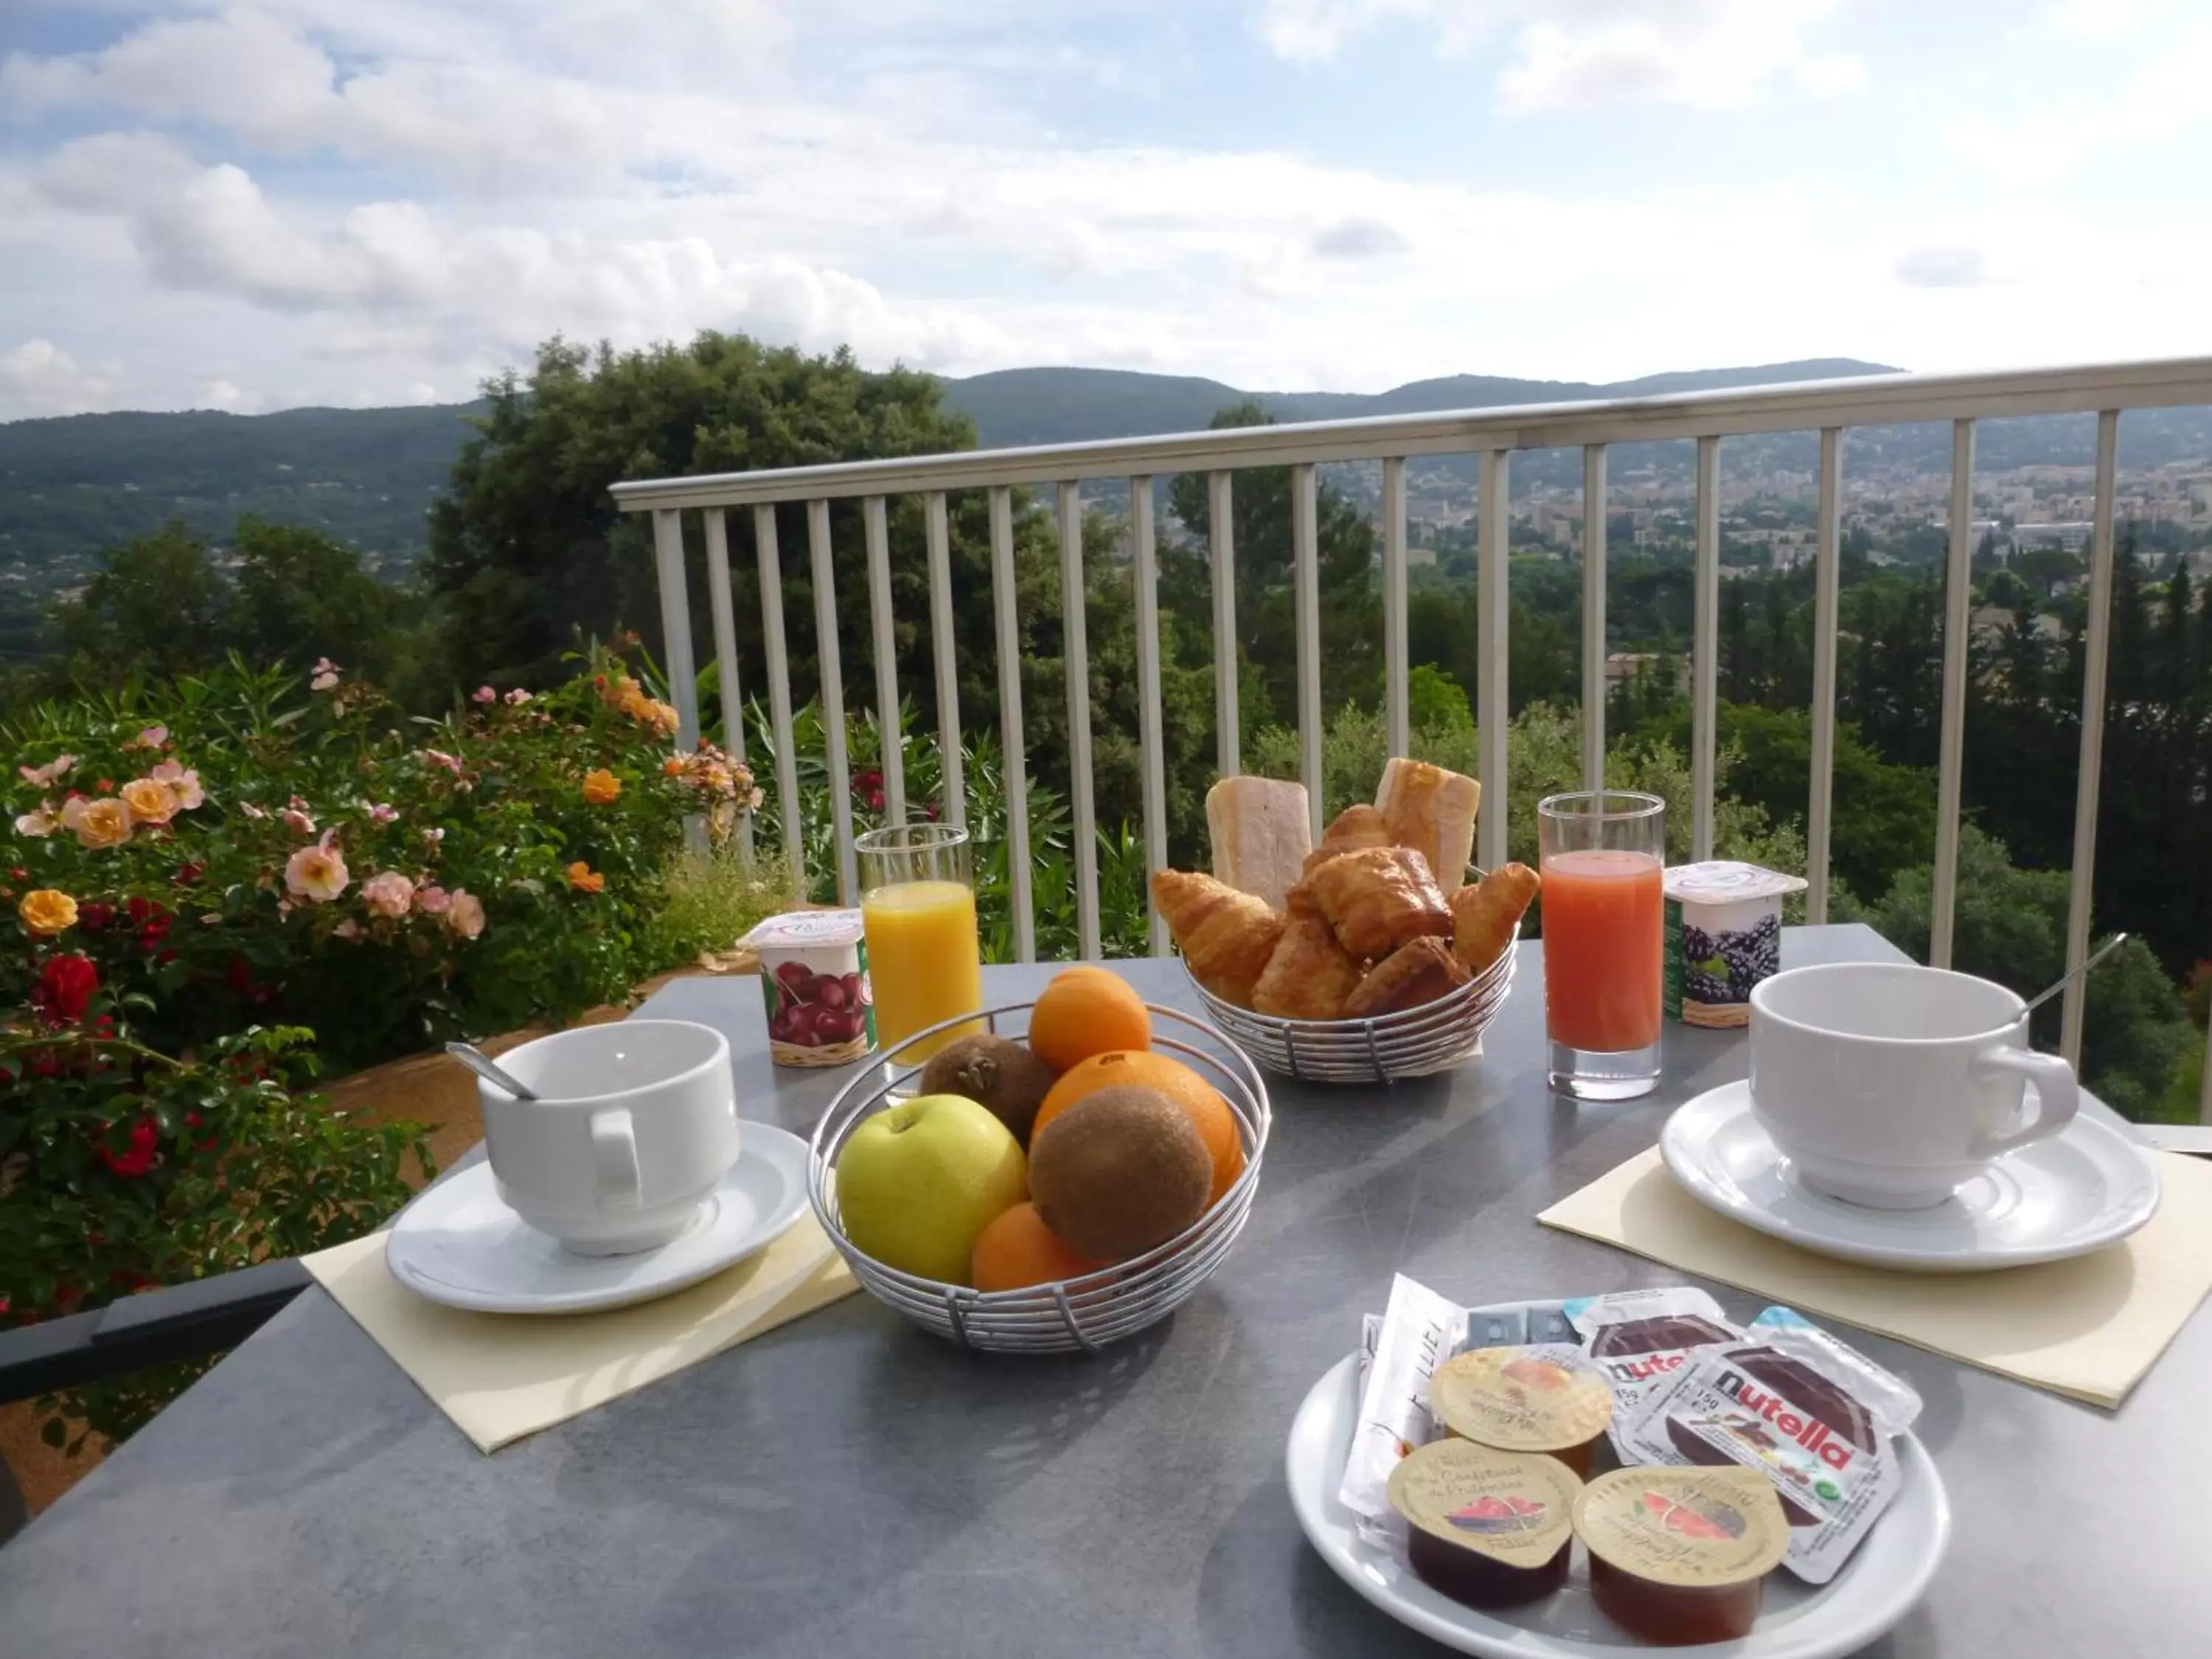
855 824 984 1060
1537 791 1665 1100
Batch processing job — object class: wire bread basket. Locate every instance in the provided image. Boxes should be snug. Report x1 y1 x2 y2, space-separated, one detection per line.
807 1000 1271 1354
1187 920 1521 1084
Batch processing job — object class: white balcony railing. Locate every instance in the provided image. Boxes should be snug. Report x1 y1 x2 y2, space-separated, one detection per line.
613 356 2212 1121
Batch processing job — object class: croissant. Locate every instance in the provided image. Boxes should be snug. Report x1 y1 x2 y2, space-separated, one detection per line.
1151 869 1286 1009
1251 912 1363 1021
1343 936 1471 1019
1301 804 1394 875
1450 862 1540 974
1298 845 1453 962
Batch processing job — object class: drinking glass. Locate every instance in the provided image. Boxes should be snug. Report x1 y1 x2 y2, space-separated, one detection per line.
855 824 984 1060
1537 791 1665 1099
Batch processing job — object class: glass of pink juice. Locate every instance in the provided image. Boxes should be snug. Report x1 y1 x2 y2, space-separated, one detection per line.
1538 792 1665 1099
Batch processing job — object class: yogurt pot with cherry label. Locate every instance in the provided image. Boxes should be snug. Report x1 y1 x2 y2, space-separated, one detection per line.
741 910 877 1068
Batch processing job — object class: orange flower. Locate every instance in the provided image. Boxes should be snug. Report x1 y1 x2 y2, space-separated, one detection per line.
662 757 686 778
582 768 622 805
119 776 179 825
61 796 133 849
18 888 77 936
566 861 606 894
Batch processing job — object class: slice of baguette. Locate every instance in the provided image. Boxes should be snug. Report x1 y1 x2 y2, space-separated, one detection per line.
1206 776 1312 910
1374 757 1480 895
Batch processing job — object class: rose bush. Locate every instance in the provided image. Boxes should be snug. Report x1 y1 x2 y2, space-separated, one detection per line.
3 644 769 1450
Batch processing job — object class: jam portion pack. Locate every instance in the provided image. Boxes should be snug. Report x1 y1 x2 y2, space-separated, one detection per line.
1618 1307 1924 1584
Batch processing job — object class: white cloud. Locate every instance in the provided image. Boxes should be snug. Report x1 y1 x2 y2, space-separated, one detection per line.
1893 246 1989 288
0 339 120 418
2042 0 2147 41
1944 18 2212 181
1257 0 1862 112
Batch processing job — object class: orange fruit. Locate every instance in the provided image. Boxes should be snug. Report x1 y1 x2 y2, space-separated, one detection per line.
1026 965 1151 1072
1034 1049 1247 1209
970 1201 1107 1292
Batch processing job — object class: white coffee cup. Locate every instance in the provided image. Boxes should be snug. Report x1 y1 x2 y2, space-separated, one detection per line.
477 1020 740 1255
1747 962 2079 1209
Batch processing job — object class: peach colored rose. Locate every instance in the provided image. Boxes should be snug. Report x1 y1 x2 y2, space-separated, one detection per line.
18 754 74 788
445 888 485 939
14 802 60 838
120 776 179 826
359 870 414 917
582 768 621 805
566 860 606 894
285 841 350 902
61 796 133 849
18 888 77 936
333 918 363 940
310 657 341 692
150 760 204 810
124 726 168 752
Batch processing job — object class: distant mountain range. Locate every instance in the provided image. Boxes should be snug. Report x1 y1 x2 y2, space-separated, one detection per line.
4 358 2208 584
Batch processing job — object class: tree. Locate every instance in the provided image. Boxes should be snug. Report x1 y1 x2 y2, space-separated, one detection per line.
50 521 226 679
423 334 986 707
226 518 414 687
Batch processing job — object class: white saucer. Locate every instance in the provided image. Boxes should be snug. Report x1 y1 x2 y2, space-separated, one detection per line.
1286 1345 1950 1659
1660 1080 2161 1272
386 1123 810 1314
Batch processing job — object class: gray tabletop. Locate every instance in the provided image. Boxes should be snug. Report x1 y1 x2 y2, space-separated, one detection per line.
4 925 2205 1658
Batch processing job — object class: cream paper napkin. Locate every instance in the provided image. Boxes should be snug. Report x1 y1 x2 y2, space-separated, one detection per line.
305 1213 858 1452
1537 1147 2212 1408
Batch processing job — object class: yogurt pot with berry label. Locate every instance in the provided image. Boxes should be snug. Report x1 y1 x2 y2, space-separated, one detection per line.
741 910 877 1067
1662 862 1806 1029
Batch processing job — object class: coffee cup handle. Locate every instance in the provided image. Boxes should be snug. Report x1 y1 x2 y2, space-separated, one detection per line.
588 1109 642 1212
1968 1046 2079 1155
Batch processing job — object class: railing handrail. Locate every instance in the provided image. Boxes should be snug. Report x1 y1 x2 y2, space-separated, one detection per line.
611 354 2212 512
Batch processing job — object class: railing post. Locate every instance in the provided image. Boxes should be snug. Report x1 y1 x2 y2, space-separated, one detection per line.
1060 482 1101 959
808 499 856 905
1209 470 1239 776
1806 428 1844 922
1382 456 1411 759
1580 445 1607 792
1478 449 1510 872
2061 411 2122 1065
863 495 905 826
1930 419 1977 970
702 509 752 857
924 491 964 830
650 509 701 756
2200 1007 2212 1126
1292 462 1324 842
990 486 1034 962
753 505 804 880
1130 476 1169 956
1691 438 1720 863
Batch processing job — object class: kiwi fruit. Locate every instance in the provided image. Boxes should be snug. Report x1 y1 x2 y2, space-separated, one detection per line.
917 1033 1060 1145
1027 1084 1212 1262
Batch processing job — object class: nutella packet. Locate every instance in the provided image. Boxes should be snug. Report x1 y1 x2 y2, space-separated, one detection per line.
1563 1288 1741 1397
1339 1275 1464 1542
1622 1307 1922 1584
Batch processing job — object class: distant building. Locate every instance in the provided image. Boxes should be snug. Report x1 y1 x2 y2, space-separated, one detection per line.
2014 522 2093 552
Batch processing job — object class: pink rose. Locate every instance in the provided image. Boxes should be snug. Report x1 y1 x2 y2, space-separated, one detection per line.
333 918 363 940
13 801 60 837
238 800 268 821
368 801 399 824
285 839 350 902
473 685 496 704
359 870 414 918
282 808 316 837
420 749 464 775
18 754 74 788
124 726 169 752
445 888 485 939
150 760 204 810
504 689 532 706
415 884 452 915
310 658 341 692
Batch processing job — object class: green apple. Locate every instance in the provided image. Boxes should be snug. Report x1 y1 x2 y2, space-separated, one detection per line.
835 1093 1027 1284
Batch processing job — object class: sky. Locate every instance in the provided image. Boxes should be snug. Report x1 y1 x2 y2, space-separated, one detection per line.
1 0 2208 420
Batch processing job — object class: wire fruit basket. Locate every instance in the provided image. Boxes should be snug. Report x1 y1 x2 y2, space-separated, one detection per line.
1186 919 1520 1085
807 1000 1271 1354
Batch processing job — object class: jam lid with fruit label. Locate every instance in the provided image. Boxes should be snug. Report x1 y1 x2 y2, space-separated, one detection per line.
1387 1439 1580 1566
1429 1344 1615 1455
1573 1467 1790 1588
742 908 866 947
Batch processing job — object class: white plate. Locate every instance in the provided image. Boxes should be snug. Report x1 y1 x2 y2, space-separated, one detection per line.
1286 1347 1950 1659
1660 1080 2160 1272
386 1123 810 1314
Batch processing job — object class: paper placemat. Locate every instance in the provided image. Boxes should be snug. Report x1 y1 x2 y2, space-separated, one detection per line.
305 1213 858 1451
1537 1147 2212 1408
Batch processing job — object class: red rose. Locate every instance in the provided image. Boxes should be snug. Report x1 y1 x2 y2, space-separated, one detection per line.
33 954 98 1024
98 1116 159 1178
174 862 206 886
77 901 114 931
